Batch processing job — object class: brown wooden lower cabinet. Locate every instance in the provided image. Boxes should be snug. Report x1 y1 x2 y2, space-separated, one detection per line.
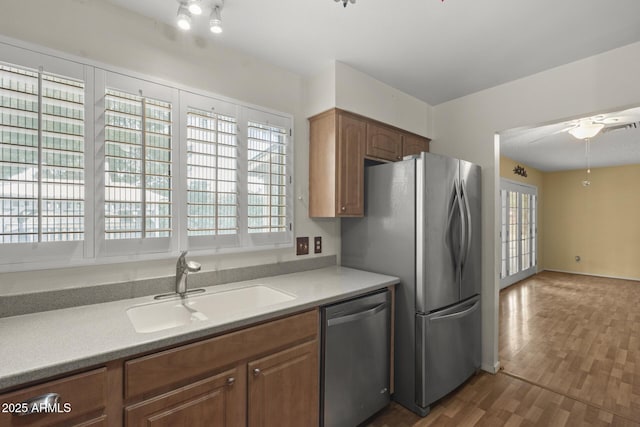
75 416 108 427
1 309 322 427
124 367 245 427
248 340 319 427
0 368 107 427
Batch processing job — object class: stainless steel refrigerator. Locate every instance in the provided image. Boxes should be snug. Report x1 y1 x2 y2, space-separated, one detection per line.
341 152 481 416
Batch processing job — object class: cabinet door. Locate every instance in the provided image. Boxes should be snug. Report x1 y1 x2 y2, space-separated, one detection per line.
248 340 319 427
402 133 430 157
125 367 245 427
366 122 403 161
336 113 365 216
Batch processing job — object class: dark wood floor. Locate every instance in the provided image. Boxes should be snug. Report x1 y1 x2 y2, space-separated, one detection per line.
365 272 640 426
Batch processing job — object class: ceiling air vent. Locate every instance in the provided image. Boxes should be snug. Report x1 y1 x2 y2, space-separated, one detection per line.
602 122 639 133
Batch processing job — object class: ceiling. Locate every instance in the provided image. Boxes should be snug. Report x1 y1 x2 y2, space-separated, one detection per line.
500 107 640 172
105 0 640 171
106 0 640 106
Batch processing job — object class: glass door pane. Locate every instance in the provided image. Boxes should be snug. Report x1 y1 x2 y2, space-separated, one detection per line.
500 180 538 289
500 190 508 279
508 191 519 276
521 193 531 271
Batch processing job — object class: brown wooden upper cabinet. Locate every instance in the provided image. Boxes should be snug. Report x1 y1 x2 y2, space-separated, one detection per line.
309 109 365 217
309 108 429 218
402 133 430 158
366 122 403 161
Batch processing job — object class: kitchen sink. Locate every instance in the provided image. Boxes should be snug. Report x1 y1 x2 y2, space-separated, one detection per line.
127 285 296 333
127 299 208 333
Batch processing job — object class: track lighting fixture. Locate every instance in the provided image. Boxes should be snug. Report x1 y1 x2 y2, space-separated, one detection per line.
210 5 223 34
176 3 192 30
176 0 224 35
335 0 356 7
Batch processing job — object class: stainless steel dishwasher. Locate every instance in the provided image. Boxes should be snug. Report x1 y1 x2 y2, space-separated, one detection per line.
321 289 391 427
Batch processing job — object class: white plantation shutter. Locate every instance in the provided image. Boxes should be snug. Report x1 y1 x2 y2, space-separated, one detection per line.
244 109 292 247
98 71 177 257
0 41 293 271
181 96 292 251
186 107 238 236
104 89 172 240
247 121 288 233
0 62 85 244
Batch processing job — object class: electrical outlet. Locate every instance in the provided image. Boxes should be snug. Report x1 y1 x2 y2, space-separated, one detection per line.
296 237 309 255
314 236 322 254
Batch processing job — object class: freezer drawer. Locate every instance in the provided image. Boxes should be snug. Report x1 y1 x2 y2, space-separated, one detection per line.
321 290 391 427
416 295 480 408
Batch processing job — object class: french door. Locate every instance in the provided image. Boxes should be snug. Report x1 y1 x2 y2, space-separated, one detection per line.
500 180 537 289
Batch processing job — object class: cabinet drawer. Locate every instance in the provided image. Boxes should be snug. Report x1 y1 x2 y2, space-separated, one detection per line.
125 309 318 400
0 368 107 427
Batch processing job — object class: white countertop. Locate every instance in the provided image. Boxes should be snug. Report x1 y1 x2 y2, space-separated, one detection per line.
0 266 398 391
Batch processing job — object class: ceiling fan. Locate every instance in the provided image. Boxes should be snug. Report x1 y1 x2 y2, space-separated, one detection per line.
525 113 634 144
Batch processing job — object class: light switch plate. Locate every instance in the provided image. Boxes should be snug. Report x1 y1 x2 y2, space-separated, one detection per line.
314 236 322 254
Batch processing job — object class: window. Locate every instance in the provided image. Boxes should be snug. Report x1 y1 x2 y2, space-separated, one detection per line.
244 109 292 247
186 107 238 237
0 42 293 271
247 120 288 234
0 61 85 245
104 89 172 240
181 94 292 251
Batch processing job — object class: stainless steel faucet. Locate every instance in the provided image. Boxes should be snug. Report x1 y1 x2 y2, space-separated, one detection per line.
176 251 201 297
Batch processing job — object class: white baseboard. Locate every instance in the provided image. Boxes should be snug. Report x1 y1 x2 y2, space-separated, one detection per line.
481 360 500 374
542 269 640 282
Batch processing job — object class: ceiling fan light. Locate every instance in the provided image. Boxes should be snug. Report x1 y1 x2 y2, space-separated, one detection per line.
568 121 604 139
176 5 192 30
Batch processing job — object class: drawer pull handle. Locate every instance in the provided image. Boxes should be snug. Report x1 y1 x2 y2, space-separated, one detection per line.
253 368 261 377
227 377 235 386
14 393 60 416
340 206 346 212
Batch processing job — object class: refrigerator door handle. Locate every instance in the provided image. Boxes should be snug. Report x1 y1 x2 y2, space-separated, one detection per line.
460 180 473 269
445 180 459 269
456 179 466 275
430 299 480 322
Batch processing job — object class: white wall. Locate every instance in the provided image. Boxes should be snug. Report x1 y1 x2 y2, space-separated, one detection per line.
303 61 434 137
0 0 339 294
303 64 336 118
432 41 640 373
335 62 433 137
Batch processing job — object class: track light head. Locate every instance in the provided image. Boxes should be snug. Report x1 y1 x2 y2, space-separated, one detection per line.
187 0 203 15
209 5 223 34
176 4 192 30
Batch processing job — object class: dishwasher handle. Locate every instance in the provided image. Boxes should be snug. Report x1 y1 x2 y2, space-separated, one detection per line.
327 302 388 327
